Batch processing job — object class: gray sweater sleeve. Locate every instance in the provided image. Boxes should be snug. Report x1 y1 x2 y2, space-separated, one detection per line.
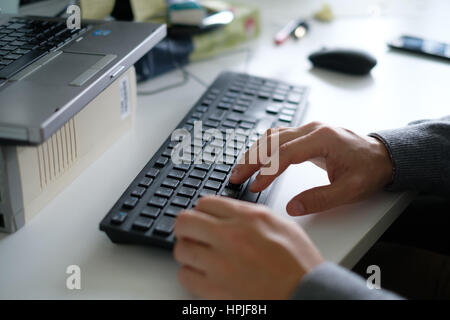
291 262 402 300
369 115 450 195
293 116 450 300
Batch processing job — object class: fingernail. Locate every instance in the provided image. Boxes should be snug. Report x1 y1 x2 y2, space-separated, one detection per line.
287 200 305 216
231 166 239 177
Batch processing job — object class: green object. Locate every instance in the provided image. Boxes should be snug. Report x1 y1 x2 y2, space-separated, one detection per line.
190 1 261 61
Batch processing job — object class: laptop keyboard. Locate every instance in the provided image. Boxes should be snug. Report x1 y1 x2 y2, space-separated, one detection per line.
0 18 87 79
99 71 309 249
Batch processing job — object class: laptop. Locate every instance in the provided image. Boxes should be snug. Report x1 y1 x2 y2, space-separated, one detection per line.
0 1 166 144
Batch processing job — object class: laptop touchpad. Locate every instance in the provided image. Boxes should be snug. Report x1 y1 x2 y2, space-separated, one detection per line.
26 52 116 86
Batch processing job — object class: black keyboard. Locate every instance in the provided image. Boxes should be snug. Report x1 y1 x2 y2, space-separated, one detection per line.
0 17 87 79
99 72 309 249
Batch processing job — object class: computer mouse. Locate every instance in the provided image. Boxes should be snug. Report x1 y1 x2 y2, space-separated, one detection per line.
308 48 377 75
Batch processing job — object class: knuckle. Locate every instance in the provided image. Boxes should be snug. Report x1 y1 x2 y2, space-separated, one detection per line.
316 125 336 137
307 121 323 130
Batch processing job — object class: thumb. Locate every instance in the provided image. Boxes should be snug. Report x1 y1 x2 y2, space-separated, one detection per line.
286 179 350 216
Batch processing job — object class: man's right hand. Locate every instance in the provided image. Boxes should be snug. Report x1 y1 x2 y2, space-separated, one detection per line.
229 122 394 216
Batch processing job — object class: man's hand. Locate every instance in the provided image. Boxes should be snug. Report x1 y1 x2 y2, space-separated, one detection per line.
174 196 324 299
230 122 394 216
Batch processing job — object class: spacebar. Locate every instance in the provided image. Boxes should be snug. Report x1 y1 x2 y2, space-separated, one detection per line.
0 49 48 79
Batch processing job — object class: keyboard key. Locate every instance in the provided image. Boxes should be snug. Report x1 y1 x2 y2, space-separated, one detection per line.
217 102 231 110
146 168 160 178
184 177 202 189
161 178 179 189
214 164 231 173
131 187 146 198
138 177 153 188
173 163 191 171
0 59 13 66
195 163 212 171
281 108 296 116
204 180 221 191
141 206 160 219
233 105 247 113
222 120 238 128
196 106 208 113
154 216 176 236
279 114 293 123
4 53 21 60
221 188 240 199
190 169 207 180
266 104 282 114
202 99 213 106
172 196 190 208
287 93 302 104
148 197 167 208
227 182 243 190
258 91 271 99
167 141 179 149
192 112 203 119
162 148 173 157
168 169 185 180
111 212 128 225
133 217 154 231
204 120 220 128
199 189 216 197
226 113 242 122
0 48 47 79
240 122 254 130
210 171 227 182
178 186 196 198
272 94 285 102
123 197 139 209
155 187 174 198
209 110 225 121
224 148 239 158
165 206 183 217
155 156 169 167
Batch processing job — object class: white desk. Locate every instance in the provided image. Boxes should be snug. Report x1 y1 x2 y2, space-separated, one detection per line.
1 0 450 299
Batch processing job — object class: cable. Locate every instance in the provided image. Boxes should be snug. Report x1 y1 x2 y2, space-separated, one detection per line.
138 38 208 95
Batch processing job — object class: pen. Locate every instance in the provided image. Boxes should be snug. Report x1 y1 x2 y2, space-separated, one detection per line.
274 19 307 45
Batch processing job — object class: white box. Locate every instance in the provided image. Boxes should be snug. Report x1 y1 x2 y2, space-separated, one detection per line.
0 67 137 233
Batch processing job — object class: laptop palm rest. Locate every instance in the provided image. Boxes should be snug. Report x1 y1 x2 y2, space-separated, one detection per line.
15 52 116 87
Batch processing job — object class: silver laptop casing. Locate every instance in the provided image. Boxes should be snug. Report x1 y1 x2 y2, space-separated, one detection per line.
0 15 166 144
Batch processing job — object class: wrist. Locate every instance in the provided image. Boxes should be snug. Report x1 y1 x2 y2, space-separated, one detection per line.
367 135 394 186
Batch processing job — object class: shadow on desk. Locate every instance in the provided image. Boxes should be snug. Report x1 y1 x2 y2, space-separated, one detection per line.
308 68 375 91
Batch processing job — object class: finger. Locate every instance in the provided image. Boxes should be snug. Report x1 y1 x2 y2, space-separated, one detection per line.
174 238 214 272
174 209 220 245
230 127 285 183
286 177 353 215
178 265 221 299
230 122 322 184
250 132 323 192
195 196 255 220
